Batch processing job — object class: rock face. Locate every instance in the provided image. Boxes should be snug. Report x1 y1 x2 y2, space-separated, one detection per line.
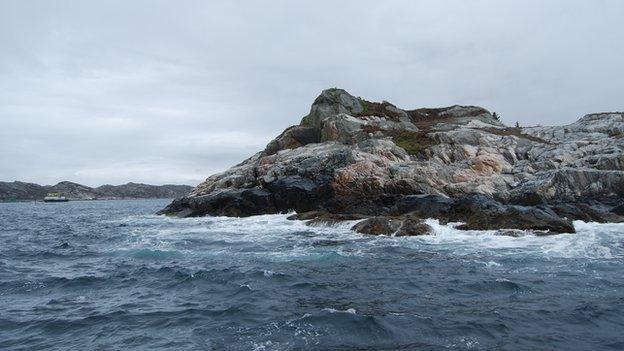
159 88 624 233
0 181 193 201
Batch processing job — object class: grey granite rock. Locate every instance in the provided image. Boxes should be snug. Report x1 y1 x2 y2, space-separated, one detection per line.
160 89 624 234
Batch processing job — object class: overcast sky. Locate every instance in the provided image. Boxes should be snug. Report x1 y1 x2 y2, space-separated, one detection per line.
1 0 622 186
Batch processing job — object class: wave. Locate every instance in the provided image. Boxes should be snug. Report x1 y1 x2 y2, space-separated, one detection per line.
103 213 624 264
394 218 624 260
322 307 357 314
5 199 624 351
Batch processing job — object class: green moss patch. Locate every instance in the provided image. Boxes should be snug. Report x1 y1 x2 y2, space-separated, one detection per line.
300 115 312 126
391 130 438 157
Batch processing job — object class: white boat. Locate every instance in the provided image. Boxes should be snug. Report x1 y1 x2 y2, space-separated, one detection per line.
43 193 69 202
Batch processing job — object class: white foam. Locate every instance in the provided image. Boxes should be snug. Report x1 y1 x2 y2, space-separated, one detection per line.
322 307 357 314
263 270 274 278
110 213 624 261
414 218 624 260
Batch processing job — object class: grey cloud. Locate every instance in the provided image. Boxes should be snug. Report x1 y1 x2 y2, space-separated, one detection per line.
1 0 622 186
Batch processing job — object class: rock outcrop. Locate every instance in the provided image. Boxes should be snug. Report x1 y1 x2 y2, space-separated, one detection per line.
0 181 193 201
351 215 434 236
159 88 624 234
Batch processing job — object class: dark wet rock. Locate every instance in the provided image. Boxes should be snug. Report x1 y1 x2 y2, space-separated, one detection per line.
457 205 575 234
444 193 506 223
395 216 434 236
551 203 593 222
158 187 275 217
509 191 547 206
264 176 330 213
412 193 577 233
351 215 433 236
393 194 454 218
351 217 402 235
611 203 624 216
552 202 624 223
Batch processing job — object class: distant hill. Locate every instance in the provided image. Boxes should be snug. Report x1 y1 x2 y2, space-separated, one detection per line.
0 181 193 201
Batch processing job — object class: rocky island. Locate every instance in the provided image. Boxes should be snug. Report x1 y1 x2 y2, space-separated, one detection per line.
159 88 624 235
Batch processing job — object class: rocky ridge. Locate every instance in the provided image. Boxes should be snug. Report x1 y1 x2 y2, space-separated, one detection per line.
0 181 193 201
159 88 624 235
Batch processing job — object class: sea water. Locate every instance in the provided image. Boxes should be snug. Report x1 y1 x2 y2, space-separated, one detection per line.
1 199 623 350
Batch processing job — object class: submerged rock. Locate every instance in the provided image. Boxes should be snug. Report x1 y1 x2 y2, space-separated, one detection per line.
159 88 624 235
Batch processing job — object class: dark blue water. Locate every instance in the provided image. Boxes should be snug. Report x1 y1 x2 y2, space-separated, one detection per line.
1 199 623 350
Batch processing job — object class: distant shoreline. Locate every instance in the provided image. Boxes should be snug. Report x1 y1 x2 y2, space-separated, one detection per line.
0 181 193 202
0 197 177 203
